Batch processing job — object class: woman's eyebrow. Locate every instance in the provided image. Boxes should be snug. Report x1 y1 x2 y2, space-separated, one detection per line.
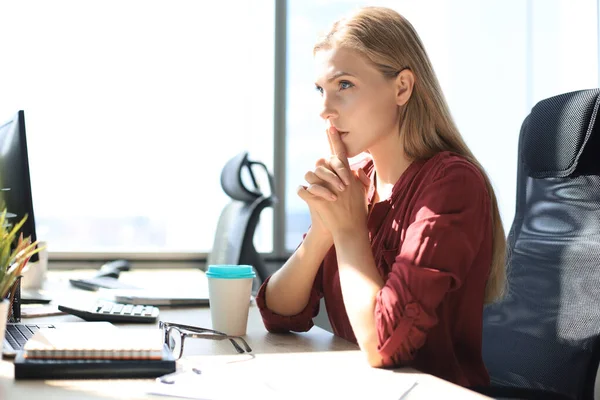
314 71 356 86
326 71 356 82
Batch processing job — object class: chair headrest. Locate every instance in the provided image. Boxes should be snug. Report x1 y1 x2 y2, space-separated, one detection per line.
220 152 273 203
522 88 600 178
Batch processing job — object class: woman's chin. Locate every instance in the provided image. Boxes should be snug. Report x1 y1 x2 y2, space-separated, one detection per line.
347 148 365 159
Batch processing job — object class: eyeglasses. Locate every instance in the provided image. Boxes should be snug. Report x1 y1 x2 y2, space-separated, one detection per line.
159 321 252 360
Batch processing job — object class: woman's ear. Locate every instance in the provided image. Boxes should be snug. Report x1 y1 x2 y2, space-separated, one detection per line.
395 69 415 106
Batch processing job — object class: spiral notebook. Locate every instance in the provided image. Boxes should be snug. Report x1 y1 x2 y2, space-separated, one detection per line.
22 326 164 360
14 347 176 380
14 326 175 379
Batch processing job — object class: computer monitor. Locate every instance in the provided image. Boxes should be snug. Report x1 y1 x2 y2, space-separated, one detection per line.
0 110 39 262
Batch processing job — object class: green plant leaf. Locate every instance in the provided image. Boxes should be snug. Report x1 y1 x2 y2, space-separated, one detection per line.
0 209 42 298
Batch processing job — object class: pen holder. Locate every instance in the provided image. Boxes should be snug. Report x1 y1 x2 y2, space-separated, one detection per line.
4 276 21 323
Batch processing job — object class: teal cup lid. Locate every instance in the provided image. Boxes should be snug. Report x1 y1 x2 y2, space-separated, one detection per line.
206 264 256 279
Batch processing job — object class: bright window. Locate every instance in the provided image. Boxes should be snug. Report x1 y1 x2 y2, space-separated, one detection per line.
1 1 597 257
0 0 275 255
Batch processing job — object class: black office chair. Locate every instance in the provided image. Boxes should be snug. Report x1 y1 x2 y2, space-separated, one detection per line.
473 89 600 400
207 151 277 290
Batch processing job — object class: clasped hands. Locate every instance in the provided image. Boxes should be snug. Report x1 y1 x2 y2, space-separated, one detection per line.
297 126 371 240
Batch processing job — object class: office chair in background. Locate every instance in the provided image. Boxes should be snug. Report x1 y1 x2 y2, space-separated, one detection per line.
473 88 600 400
207 151 277 292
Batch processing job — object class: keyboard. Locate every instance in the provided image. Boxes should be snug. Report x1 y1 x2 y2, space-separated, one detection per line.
3 323 56 357
58 300 159 323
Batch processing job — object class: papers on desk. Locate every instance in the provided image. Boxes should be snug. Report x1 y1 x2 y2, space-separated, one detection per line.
147 362 419 400
148 367 270 400
262 368 419 400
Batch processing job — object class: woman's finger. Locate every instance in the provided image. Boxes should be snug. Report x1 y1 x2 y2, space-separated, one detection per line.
305 170 341 193
326 129 334 155
306 183 337 201
329 156 351 185
297 185 313 201
315 158 329 168
298 185 324 204
357 168 371 188
328 127 350 168
304 170 320 185
306 162 344 192
314 165 345 191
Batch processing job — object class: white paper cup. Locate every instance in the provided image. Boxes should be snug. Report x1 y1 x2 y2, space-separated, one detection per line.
21 241 48 290
206 265 255 336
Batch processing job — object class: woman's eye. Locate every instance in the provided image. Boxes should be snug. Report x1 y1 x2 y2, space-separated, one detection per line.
339 80 354 90
315 85 323 95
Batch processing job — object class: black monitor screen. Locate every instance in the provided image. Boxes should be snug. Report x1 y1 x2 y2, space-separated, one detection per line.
0 110 38 262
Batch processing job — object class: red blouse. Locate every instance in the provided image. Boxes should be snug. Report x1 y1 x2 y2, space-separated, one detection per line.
256 151 493 387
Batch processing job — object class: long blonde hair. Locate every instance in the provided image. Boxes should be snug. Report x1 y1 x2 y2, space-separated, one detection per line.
314 6 506 304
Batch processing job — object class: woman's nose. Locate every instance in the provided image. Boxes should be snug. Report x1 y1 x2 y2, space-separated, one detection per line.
319 96 339 120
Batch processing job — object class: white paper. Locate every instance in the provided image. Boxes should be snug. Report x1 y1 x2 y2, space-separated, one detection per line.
148 367 418 400
148 369 275 400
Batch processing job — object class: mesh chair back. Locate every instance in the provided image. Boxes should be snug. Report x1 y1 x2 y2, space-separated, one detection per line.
482 88 600 400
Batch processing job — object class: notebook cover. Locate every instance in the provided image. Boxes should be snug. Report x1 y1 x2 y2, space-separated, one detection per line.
13 345 176 380
23 326 164 360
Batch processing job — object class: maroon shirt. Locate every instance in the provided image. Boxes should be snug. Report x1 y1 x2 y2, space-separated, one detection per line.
256 151 492 387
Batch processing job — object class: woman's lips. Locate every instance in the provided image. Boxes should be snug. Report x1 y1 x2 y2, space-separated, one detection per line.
329 125 349 137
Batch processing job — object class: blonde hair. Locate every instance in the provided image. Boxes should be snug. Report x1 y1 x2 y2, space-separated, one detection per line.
314 6 506 303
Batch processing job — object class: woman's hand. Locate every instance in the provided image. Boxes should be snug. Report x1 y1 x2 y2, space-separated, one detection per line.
301 160 334 241
298 127 371 239
304 157 349 202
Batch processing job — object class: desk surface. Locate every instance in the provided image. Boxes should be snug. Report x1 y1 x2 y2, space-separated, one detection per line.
0 269 490 399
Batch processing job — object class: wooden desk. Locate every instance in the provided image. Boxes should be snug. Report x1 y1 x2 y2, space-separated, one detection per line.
0 269 490 399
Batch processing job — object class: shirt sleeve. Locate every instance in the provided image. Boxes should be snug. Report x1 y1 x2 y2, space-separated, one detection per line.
255 239 325 333
375 161 490 367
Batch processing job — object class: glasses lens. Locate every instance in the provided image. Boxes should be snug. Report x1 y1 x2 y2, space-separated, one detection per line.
167 327 183 359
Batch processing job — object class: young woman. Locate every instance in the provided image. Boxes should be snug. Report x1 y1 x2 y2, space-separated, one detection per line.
255 6 506 387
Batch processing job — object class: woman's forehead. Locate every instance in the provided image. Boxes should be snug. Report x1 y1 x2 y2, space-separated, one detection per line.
314 47 375 82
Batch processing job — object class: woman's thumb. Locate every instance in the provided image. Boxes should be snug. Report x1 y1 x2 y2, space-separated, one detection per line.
357 168 370 188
